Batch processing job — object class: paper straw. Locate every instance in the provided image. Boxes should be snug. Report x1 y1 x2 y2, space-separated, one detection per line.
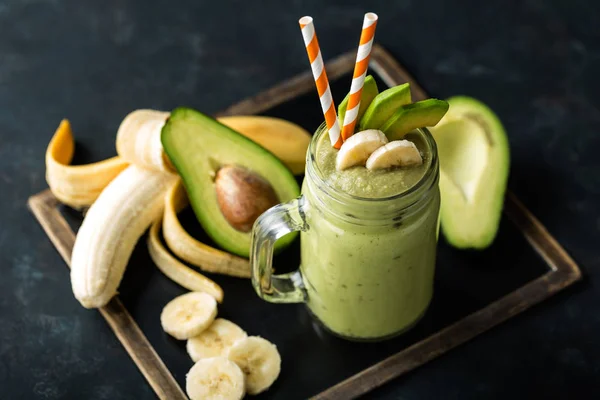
341 12 378 142
299 16 342 148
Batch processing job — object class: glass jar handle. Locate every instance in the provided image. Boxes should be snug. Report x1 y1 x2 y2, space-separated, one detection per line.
251 196 308 303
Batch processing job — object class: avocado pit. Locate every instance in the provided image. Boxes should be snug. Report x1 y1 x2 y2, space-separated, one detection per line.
215 165 279 233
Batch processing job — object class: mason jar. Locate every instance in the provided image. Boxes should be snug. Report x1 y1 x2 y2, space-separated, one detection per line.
251 123 440 341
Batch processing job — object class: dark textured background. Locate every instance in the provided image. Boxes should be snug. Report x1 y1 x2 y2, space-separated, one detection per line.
1 0 599 399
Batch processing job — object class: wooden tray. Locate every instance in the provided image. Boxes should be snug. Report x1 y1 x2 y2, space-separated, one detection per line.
29 45 582 400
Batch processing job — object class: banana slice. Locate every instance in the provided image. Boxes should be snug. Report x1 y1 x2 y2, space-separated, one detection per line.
186 357 245 400
227 336 281 395
336 129 388 171
160 292 218 340
187 319 248 362
366 140 423 170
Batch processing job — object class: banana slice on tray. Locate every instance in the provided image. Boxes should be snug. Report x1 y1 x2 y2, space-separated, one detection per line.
186 357 245 400
227 336 282 395
366 139 423 170
336 129 388 171
160 292 217 340
187 319 247 362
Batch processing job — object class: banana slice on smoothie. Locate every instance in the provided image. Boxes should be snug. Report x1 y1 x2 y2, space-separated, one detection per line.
227 336 282 395
160 292 218 340
366 140 423 170
336 129 388 171
187 318 248 362
186 357 245 400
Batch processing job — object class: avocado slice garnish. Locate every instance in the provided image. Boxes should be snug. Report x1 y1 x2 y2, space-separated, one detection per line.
161 108 300 258
338 75 379 124
359 82 412 130
429 96 509 249
380 99 449 141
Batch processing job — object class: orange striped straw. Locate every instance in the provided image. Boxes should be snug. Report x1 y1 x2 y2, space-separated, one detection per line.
341 12 378 142
299 16 342 149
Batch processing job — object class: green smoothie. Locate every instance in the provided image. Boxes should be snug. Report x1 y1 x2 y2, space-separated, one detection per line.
300 126 440 340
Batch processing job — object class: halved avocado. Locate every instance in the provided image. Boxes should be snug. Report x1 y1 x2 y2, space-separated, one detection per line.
359 82 411 130
429 96 509 249
338 75 379 124
381 99 449 141
161 108 300 257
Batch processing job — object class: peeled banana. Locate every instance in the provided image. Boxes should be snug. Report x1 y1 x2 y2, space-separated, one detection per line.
46 119 129 208
70 165 177 308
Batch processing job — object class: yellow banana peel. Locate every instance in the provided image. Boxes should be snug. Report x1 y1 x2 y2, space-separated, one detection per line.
45 119 129 208
148 218 224 302
162 179 251 278
218 115 310 175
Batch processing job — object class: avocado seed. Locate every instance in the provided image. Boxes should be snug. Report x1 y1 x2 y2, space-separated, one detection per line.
215 165 279 232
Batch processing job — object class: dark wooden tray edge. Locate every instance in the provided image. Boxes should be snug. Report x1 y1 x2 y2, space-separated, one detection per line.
28 191 187 400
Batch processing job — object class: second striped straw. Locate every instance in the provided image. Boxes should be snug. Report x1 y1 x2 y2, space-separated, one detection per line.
341 12 378 142
299 16 343 149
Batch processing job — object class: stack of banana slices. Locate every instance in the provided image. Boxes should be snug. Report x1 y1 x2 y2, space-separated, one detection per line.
335 129 423 171
160 292 281 399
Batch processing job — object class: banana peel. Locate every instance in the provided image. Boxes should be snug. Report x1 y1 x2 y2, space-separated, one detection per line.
148 218 224 302
218 115 310 175
46 120 129 208
162 179 251 278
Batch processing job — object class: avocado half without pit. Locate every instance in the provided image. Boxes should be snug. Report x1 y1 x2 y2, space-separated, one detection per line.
161 108 300 258
429 96 510 249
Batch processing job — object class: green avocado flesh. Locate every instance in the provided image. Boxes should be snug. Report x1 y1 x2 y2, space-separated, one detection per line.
359 83 412 130
338 75 378 124
381 99 449 141
161 108 300 257
429 96 510 249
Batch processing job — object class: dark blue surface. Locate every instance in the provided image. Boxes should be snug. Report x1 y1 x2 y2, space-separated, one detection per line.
1 0 599 399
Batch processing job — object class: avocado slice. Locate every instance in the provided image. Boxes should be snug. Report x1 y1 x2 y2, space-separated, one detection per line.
359 83 411 130
429 96 509 249
161 108 300 257
338 75 378 124
381 99 449 141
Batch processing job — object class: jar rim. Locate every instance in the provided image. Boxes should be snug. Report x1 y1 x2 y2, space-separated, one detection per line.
306 122 439 207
